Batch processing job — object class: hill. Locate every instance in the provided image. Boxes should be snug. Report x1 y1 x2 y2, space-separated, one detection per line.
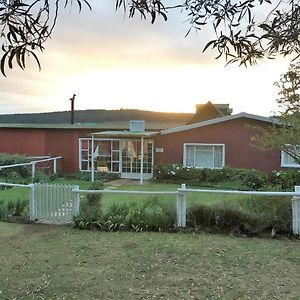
0 109 192 125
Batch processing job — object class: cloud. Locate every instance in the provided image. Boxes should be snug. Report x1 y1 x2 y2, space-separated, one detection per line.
0 0 292 115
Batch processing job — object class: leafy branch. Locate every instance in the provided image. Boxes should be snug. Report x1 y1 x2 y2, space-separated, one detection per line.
0 0 91 76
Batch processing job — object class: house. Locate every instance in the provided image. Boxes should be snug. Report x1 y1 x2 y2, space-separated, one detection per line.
0 102 296 180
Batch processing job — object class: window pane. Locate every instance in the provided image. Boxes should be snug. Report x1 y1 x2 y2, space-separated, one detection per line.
283 151 296 165
195 150 214 168
214 146 223 168
186 146 194 166
196 145 213 151
184 144 224 168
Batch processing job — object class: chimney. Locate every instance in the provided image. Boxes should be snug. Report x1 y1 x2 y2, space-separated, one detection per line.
69 94 76 124
186 101 232 125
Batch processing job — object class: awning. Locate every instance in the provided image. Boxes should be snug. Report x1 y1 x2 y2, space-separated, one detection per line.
90 130 158 139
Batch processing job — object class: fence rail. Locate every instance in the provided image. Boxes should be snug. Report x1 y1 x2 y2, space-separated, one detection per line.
178 187 300 197
0 156 62 179
0 182 300 234
72 189 178 195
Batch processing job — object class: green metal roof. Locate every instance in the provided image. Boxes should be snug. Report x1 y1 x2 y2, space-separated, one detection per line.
0 121 185 131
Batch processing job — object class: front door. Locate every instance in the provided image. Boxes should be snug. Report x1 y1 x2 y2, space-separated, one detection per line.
79 138 153 179
121 140 153 179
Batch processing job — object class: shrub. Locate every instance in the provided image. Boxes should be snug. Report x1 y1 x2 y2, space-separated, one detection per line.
73 197 176 232
72 215 100 230
237 195 292 234
153 164 268 190
234 168 267 190
124 198 175 232
187 195 292 235
32 171 57 183
0 198 28 221
0 199 9 220
0 153 30 178
61 172 119 182
80 181 104 221
103 203 130 231
271 170 300 190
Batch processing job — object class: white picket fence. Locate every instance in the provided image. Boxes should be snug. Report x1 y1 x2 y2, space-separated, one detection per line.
29 183 80 223
0 182 300 234
0 182 79 224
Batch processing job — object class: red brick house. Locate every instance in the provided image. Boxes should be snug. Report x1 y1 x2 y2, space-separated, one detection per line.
0 103 297 179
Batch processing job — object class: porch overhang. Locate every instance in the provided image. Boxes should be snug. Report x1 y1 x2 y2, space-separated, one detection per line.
90 130 158 139
89 131 157 184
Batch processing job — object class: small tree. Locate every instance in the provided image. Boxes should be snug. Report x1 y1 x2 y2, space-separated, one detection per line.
253 62 300 163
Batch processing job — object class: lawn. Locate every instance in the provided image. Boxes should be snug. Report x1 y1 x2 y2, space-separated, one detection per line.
102 182 247 207
0 180 247 208
0 222 299 299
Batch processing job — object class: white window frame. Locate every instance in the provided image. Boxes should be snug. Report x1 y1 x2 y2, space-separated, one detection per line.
280 149 300 168
183 143 225 169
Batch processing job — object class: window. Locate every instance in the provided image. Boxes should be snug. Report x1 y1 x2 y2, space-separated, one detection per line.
183 144 225 169
281 146 300 168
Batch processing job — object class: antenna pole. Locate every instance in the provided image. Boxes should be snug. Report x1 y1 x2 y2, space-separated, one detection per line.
70 94 76 124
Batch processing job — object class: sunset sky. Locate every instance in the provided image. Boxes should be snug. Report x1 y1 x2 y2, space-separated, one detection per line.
0 1 291 116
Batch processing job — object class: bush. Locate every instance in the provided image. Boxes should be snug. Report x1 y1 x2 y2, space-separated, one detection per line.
237 195 292 234
73 197 176 232
271 170 300 190
187 203 260 235
32 171 56 183
61 172 120 182
0 199 9 220
79 181 104 222
153 164 268 190
124 197 176 231
187 195 292 236
0 152 30 179
0 198 28 221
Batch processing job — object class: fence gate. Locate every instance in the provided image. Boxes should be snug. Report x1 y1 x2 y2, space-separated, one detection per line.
29 183 79 224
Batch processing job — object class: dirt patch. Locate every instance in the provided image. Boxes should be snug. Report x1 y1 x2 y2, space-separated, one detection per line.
104 178 151 187
22 223 57 236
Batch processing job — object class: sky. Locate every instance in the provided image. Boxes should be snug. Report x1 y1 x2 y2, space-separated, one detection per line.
0 0 292 116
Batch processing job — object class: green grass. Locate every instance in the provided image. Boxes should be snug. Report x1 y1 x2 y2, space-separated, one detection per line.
0 222 299 299
101 182 247 209
0 178 92 204
0 187 28 202
0 180 254 211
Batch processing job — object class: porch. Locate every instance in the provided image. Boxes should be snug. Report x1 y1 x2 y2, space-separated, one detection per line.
79 131 157 183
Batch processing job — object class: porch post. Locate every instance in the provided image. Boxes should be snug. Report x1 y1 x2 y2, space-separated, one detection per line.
91 134 95 182
140 136 144 185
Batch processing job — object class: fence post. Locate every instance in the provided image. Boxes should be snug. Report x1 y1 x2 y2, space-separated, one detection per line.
31 162 36 179
293 186 300 235
53 158 57 174
72 185 80 215
176 183 187 227
28 183 36 221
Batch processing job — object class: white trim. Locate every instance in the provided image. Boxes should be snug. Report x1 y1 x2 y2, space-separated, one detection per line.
161 112 279 135
91 135 95 181
140 136 144 185
79 137 154 179
183 143 225 169
281 150 300 168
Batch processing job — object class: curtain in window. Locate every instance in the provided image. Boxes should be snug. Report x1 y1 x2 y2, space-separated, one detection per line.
185 144 223 168
195 150 214 168
214 146 223 168
282 151 297 165
186 146 194 167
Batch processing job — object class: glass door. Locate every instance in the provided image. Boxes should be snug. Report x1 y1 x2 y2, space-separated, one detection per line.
121 140 153 178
